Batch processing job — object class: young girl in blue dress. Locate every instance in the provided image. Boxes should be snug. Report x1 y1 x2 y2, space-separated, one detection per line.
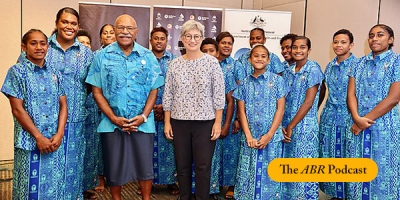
1 29 67 200
346 24 400 200
233 44 286 200
281 36 324 199
319 29 356 199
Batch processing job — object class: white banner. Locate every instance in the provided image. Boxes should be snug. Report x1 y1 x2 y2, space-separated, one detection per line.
224 9 291 60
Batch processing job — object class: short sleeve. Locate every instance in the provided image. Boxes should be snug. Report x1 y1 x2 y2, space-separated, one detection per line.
306 63 324 89
269 53 285 74
232 81 246 102
348 58 360 78
233 59 246 82
147 54 164 90
85 53 102 88
224 69 237 94
392 54 400 83
1 67 24 100
275 75 288 99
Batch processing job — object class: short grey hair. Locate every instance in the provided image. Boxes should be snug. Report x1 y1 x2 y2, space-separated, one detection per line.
180 20 205 37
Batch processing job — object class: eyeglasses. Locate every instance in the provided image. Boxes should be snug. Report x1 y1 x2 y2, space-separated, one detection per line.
184 34 202 41
116 26 137 32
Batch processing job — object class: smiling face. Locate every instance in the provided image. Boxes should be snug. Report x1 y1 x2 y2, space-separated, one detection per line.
55 11 79 43
22 31 48 66
218 36 233 58
250 45 270 71
249 29 266 47
150 31 167 54
368 26 394 56
115 14 138 49
100 25 116 46
181 29 203 53
332 34 353 57
281 39 293 62
291 39 311 62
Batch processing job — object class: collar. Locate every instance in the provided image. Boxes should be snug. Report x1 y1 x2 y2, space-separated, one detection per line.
366 49 393 62
106 41 145 57
332 53 356 66
48 33 81 51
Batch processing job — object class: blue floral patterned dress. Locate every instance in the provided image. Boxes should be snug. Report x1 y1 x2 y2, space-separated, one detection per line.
1 56 66 200
233 71 286 200
345 49 400 200
233 51 284 82
46 33 93 199
153 51 177 185
281 60 324 200
219 56 240 187
319 54 356 198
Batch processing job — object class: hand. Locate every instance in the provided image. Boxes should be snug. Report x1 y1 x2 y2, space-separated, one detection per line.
112 116 131 129
211 122 221 140
232 120 241 134
282 127 292 143
350 123 362 135
354 116 375 130
164 122 174 140
220 124 229 139
246 136 258 148
122 115 144 134
50 132 64 151
154 104 164 121
257 133 272 149
36 135 55 154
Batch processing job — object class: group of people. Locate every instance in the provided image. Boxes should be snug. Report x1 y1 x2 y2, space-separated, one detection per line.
2 5 400 200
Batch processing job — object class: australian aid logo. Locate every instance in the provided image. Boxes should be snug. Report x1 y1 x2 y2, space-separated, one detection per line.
250 15 267 28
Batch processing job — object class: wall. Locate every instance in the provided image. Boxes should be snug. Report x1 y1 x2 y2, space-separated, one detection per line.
1 0 399 160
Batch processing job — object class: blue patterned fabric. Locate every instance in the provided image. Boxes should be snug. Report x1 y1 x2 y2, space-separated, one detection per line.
86 42 164 134
12 146 66 200
345 49 400 200
46 33 92 198
233 51 284 82
63 122 86 200
82 93 102 190
281 60 324 200
46 33 93 123
1 56 64 151
232 71 287 199
219 56 240 186
2 55 67 199
319 54 356 198
153 51 177 185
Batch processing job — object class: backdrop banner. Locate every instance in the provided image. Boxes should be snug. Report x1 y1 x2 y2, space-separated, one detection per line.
79 3 150 50
224 9 291 60
153 5 223 56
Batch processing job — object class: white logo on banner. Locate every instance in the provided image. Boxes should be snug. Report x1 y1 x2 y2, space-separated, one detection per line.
156 22 162 27
175 25 182 29
178 14 184 21
167 24 172 29
165 14 176 19
156 13 162 20
190 15 195 20
167 45 171 50
211 25 217 33
174 46 179 50
212 15 217 22
250 15 267 28
197 16 209 21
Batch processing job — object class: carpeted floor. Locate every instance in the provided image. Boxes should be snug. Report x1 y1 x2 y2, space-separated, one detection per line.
0 160 330 200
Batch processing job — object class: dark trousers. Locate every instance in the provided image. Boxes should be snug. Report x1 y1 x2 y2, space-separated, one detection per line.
171 119 216 200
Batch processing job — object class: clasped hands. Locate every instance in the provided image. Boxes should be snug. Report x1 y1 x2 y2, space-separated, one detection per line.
113 115 144 134
246 133 272 149
350 116 375 135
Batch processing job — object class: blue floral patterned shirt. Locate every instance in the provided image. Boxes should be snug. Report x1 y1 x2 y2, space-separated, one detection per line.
220 56 237 94
233 51 284 82
156 51 176 105
282 60 324 128
163 54 225 120
320 53 356 127
1 56 64 150
349 49 400 131
46 33 93 122
233 71 287 141
86 42 164 133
